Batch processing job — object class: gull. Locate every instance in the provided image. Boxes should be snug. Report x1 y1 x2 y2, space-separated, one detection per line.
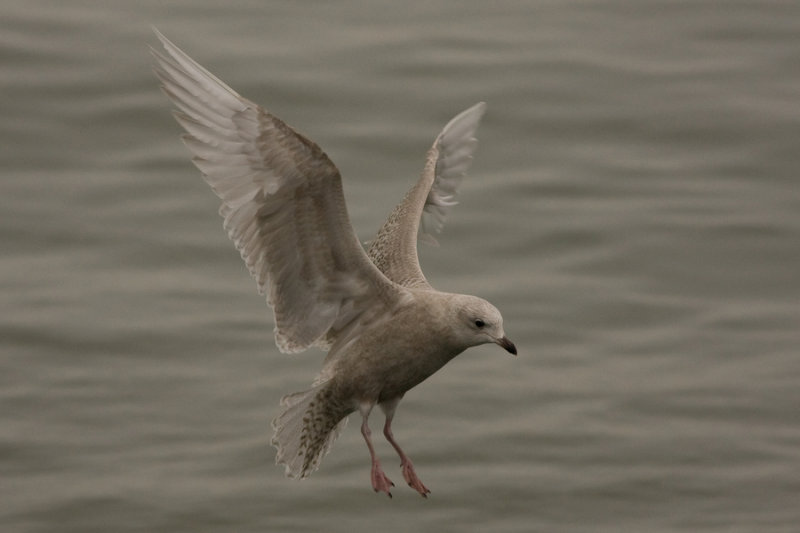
151 29 516 498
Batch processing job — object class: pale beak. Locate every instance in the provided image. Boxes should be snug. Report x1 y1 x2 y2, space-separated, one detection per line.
497 336 517 355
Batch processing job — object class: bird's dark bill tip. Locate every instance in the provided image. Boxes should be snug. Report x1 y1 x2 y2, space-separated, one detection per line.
499 336 517 355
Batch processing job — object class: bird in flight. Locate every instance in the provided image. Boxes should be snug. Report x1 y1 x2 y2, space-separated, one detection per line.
151 29 516 498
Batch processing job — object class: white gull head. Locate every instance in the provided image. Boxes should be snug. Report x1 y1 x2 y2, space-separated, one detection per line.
449 293 517 355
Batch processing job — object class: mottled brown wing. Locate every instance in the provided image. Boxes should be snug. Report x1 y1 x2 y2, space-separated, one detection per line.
366 103 486 289
152 29 400 353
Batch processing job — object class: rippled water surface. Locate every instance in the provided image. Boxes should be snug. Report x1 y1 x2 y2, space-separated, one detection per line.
2 1 799 532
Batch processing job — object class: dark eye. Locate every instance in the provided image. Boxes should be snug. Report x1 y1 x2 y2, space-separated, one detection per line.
474 319 485 328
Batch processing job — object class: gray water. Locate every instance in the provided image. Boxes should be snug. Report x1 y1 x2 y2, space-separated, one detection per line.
2 1 799 532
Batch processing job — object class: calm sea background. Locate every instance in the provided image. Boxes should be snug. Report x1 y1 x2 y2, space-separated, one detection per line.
2 1 799 532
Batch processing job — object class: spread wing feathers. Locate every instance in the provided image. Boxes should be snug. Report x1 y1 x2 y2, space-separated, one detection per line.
367 102 486 289
151 29 398 353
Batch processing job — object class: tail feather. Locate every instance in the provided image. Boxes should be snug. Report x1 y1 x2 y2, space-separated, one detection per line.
270 383 350 478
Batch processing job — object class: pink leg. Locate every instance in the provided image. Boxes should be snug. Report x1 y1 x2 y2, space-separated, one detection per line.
381 403 431 497
360 404 394 497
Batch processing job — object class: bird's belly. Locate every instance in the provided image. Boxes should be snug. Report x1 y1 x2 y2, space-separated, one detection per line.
337 341 463 404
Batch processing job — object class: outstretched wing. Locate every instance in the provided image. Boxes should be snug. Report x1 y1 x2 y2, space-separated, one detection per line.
366 103 486 289
151 29 399 353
